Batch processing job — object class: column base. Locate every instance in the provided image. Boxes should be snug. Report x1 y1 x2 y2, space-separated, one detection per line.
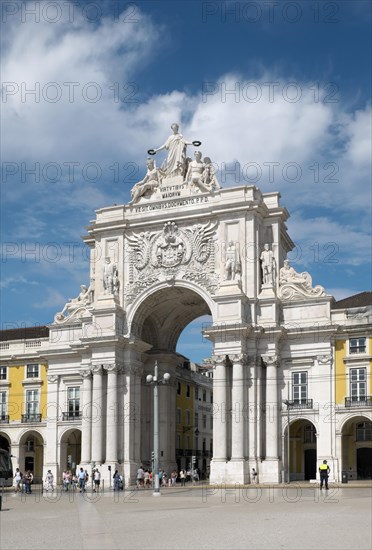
209 459 249 484
209 459 227 484
259 458 281 483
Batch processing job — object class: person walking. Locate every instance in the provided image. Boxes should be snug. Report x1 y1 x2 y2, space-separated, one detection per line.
319 460 330 490
14 468 22 493
44 470 54 492
78 467 86 492
93 468 101 493
113 469 121 491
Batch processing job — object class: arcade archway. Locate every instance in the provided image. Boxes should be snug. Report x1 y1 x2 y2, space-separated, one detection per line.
285 419 317 481
341 416 372 480
60 429 81 475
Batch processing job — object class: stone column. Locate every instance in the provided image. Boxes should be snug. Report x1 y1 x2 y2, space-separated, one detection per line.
123 362 142 485
212 355 228 461
44 374 59 478
230 354 246 460
264 355 279 459
80 368 92 465
91 365 104 464
103 364 119 464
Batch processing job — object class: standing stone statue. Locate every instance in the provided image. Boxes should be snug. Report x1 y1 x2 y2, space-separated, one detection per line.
260 243 275 286
149 123 200 178
224 241 241 280
103 257 118 294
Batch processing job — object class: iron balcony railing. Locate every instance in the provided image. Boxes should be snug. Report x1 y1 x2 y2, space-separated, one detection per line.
0 414 9 424
21 413 42 423
285 399 313 410
345 396 372 407
62 411 82 420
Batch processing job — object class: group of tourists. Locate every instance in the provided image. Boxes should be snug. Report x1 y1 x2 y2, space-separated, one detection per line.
13 468 34 494
135 466 200 488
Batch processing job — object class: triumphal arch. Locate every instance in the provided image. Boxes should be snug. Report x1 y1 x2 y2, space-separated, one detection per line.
45 125 332 484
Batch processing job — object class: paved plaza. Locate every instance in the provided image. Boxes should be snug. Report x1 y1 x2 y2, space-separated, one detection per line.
0 485 371 550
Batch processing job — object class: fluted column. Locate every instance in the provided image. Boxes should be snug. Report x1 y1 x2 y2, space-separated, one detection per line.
79 368 92 465
213 355 228 461
231 354 247 460
91 365 104 463
103 363 119 463
264 355 279 459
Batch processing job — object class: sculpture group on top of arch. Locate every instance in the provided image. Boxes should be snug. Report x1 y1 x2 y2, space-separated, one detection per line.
129 123 220 204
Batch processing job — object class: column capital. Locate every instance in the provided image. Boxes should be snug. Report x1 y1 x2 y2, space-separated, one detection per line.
230 353 248 365
47 374 58 383
91 365 103 375
212 354 227 366
79 368 92 379
102 363 121 373
262 355 280 367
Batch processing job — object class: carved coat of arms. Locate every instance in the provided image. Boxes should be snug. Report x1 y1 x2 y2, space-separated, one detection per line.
125 220 218 302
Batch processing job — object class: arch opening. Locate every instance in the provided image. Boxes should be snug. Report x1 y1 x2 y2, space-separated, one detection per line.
130 286 212 353
341 415 372 480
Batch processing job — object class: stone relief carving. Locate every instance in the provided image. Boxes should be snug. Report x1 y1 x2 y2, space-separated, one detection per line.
278 260 325 300
54 284 94 324
125 220 219 303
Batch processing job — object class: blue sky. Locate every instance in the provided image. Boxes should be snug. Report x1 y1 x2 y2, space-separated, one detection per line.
1 0 371 362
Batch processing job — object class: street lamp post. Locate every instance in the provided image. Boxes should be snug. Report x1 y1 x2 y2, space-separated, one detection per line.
282 400 290 484
146 361 170 497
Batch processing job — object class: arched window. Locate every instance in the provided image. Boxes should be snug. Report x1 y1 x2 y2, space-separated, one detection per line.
356 422 372 441
304 424 316 443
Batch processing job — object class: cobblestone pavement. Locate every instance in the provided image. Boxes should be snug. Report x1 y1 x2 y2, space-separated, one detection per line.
1 485 371 549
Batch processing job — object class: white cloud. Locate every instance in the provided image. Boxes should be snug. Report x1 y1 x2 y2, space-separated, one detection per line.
0 275 39 290
33 288 68 309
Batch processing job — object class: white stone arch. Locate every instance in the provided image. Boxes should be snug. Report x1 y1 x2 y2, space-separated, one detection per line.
127 280 216 352
338 412 372 433
59 426 82 474
339 413 372 480
282 416 318 481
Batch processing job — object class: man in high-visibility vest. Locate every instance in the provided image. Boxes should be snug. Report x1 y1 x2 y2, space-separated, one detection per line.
319 460 330 490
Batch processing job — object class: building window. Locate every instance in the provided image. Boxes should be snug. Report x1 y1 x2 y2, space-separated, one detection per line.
194 435 199 451
202 438 206 452
67 387 80 417
177 382 181 395
195 387 199 400
26 364 39 378
176 408 181 425
186 436 190 450
185 410 190 426
304 424 316 444
350 368 366 401
26 389 39 416
356 422 372 441
202 414 207 429
194 412 199 428
350 337 366 354
176 434 181 449
0 391 7 419
210 393 213 404
186 385 190 398
210 415 213 429
0 366 7 380
203 390 206 402
292 372 308 403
